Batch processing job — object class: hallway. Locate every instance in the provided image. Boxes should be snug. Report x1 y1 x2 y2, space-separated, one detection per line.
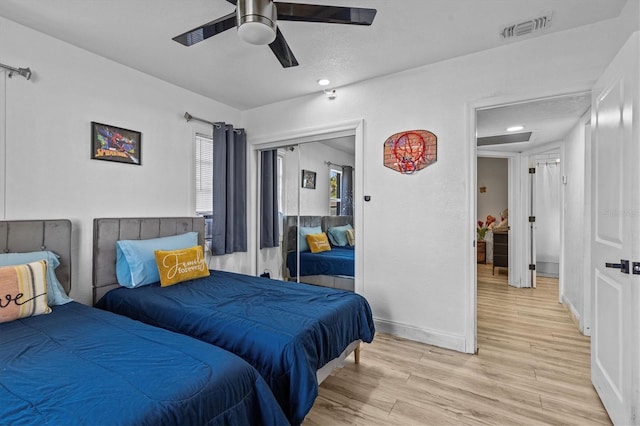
477 263 609 424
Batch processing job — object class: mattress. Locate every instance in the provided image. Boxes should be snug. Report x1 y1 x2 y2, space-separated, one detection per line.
0 302 288 426
287 246 355 277
96 270 375 424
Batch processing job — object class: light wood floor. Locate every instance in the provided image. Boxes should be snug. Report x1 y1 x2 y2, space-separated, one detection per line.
304 264 610 425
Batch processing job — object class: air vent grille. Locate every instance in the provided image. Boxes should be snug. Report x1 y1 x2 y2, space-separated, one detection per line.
501 14 551 39
477 132 532 146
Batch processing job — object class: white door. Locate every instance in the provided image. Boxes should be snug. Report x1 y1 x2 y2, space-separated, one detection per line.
590 33 639 425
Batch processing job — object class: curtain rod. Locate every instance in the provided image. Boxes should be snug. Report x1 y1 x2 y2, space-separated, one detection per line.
325 161 353 169
536 159 560 166
184 112 218 127
184 112 244 133
0 62 31 80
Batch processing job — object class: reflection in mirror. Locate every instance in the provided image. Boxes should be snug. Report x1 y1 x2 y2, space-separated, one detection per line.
257 144 298 281
257 136 356 291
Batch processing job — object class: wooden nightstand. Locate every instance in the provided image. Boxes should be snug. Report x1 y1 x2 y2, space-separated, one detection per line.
477 240 486 264
493 231 508 274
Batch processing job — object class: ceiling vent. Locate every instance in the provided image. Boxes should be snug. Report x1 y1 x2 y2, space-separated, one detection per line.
477 132 532 147
501 14 552 39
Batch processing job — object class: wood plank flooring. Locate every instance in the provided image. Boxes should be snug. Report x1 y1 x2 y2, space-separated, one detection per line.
304 264 610 425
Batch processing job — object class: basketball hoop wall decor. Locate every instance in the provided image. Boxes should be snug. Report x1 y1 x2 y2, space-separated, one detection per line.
383 129 437 174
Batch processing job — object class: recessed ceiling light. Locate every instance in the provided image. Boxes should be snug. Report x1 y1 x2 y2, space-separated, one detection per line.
506 125 524 132
317 78 330 86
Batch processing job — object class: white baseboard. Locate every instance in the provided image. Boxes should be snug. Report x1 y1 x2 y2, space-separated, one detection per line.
561 295 583 334
374 318 467 353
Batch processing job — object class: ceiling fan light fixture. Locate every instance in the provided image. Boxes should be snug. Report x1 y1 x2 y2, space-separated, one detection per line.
237 21 277 45
237 0 277 45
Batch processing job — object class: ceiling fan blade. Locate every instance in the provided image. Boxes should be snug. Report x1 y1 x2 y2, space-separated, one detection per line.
173 12 237 46
269 28 299 68
275 2 376 25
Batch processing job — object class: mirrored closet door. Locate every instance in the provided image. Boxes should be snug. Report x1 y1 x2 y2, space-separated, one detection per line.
256 137 355 291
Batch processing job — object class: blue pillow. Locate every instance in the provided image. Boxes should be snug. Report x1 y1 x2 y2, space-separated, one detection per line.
0 251 73 306
116 232 198 288
327 224 353 246
298 226 322 252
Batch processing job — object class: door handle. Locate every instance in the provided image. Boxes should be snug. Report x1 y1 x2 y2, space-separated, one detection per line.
605 259 630 274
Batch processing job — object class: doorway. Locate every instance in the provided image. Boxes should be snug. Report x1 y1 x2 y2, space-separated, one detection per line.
472 92 591 352
476 156 509 277
533 152 562 280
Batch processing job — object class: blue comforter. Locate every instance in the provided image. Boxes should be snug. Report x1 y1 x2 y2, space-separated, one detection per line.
287 246 354 277
97 271 375 425
0 302 288 426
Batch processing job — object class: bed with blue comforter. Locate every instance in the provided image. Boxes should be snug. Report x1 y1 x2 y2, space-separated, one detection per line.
287 245 354 277
96 270 375 425
0 301 288 426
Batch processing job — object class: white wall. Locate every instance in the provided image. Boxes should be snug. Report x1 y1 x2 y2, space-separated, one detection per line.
281 140 356 217
243 17 632 351
477 157 508 226
0 17 243 304
561 111 591 331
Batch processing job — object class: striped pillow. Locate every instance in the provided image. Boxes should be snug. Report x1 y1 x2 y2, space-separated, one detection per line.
0 260 51 323
346 228 355 246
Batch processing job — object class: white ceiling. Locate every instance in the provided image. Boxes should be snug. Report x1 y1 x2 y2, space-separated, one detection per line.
0 0 627 110
476 92 592 152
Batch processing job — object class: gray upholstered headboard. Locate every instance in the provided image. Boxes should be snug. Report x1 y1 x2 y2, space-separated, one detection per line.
0 219 72 294
92 217 205 303
321 215 353 232
283 215 322 256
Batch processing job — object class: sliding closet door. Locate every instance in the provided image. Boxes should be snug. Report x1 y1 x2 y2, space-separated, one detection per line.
256 137 355 284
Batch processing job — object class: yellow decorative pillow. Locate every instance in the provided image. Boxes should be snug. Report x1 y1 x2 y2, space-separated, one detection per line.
0 260 51 323
346 228 355 246
154 246 210 287
306 233 331 253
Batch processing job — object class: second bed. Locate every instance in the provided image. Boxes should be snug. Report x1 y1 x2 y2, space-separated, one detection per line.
93 217 375 425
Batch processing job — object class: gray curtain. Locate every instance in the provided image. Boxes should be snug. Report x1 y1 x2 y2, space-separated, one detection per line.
211 123 247 255
260 150 279 248
340 165 354 216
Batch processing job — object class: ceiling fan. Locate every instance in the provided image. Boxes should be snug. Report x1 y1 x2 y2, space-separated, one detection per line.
172 0 377 68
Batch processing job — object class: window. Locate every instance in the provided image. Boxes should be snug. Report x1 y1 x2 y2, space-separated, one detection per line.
195 134 213 246
195 134 213 215
329 169 341 215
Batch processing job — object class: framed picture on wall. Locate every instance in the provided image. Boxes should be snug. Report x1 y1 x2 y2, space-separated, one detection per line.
91 122 142 165
301 169 316 189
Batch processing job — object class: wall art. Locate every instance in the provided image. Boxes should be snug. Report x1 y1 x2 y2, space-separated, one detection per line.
91 122 141 165
383 129 437 174
301 169 316 189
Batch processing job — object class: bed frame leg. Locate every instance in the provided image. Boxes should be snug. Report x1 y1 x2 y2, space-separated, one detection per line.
354 343 361 364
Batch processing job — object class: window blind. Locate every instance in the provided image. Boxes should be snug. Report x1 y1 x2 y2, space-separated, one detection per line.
195 134 213 215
